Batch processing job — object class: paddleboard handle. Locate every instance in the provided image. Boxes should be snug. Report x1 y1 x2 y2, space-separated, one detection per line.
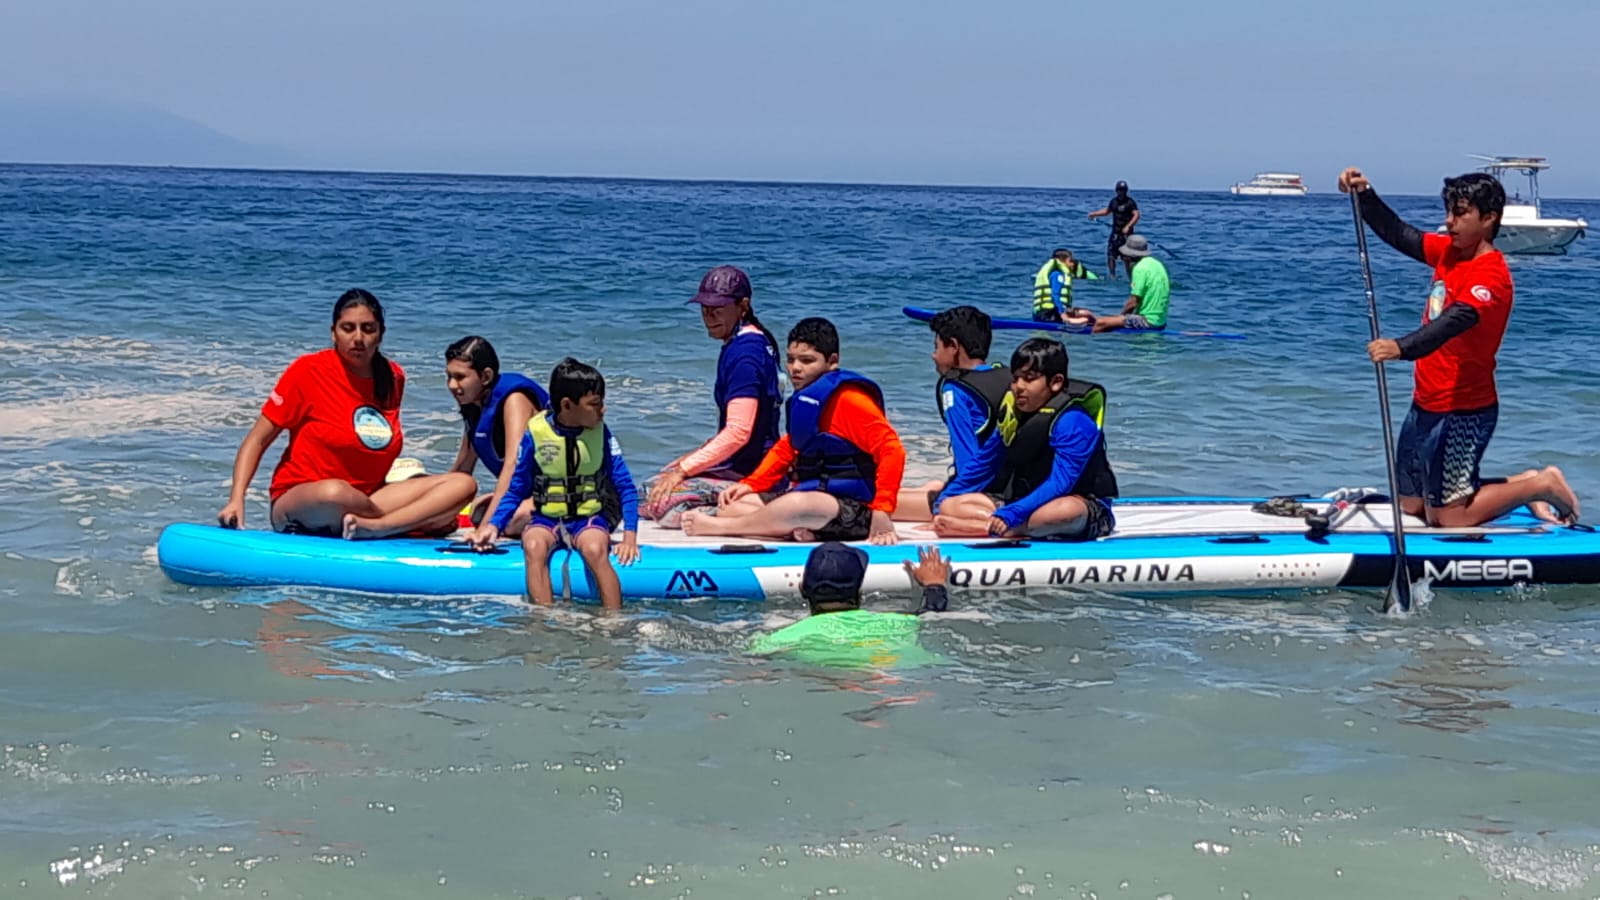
438 542 508 555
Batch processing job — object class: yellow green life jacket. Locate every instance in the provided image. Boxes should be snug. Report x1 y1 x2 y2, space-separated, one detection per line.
997 379 1118 501
527 412 605 518
1032 259 1073 316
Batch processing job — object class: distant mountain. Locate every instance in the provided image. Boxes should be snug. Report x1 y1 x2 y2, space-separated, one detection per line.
0 95 303 169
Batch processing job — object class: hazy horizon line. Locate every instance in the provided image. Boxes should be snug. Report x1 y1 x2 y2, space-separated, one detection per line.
10 159 1594 201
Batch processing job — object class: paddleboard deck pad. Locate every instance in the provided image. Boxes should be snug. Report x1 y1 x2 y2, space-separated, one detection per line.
157 493 1598 602
902 306 1247 340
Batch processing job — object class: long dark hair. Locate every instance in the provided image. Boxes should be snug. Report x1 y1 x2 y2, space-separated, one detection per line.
333 288 394 406
741 303 781 361
446 335 499 428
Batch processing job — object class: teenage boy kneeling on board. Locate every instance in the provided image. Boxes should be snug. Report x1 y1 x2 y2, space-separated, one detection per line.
748 542 950 668
469 358 640 610
683 317 907 545
932 337 1118 540
1338 166 1579 527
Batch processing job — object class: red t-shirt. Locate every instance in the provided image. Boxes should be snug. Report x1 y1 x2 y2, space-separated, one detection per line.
262 348 406 501
1412 233 1513 412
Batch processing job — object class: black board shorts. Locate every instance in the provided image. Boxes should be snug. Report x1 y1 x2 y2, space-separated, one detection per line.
816 496 873 542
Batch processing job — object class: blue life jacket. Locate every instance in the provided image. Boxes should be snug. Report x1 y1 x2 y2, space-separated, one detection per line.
467 372 550 475
785 370 884 502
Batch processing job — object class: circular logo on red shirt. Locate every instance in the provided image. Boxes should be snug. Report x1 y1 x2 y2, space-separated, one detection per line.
352 406 394 450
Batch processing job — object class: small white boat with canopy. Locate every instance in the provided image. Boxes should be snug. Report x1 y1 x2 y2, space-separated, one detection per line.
1470 155 1586 255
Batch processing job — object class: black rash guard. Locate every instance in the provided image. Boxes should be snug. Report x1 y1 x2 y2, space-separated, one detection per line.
1356 188 1482 360
1356 189 1427 264
1396 303 1480 360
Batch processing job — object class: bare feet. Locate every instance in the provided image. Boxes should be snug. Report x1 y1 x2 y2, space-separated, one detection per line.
932 515 986 538
681 509 727 537
1528 500 1560 523
341 513 381 540
1542 465 1580 523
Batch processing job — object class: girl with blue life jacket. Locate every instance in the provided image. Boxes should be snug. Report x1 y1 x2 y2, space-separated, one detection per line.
681 317 907 545
933 337 1118 541
444 336 551 536
643 265 784 526
467 358 640 610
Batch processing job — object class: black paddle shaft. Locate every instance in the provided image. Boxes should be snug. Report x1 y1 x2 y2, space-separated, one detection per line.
1094 219 1181 259
1350 189 1413 613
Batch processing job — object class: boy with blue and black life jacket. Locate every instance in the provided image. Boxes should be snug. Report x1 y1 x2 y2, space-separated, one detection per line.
682 317 907 545
467 358 640 609
444 335 551 536
934 337 1118 540
895 305 1011 522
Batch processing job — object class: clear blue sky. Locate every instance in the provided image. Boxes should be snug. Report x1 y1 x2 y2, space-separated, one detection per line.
2 0 1597 194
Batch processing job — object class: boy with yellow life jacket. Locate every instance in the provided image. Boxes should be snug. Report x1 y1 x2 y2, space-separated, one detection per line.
682 317 907 545
468 358 640 609
934 337 1118 540
1032 249 1098 323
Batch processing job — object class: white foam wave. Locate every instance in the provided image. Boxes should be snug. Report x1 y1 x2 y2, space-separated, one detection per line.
0 393 248 441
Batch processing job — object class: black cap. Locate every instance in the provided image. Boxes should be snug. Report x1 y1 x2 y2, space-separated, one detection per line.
1115 180 1129 193
801 541 868 605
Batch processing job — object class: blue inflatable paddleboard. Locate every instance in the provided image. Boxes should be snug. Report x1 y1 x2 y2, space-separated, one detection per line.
158 493 1595 603
902 306 1246 340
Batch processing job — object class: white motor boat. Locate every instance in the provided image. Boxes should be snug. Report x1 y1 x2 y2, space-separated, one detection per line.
1229 172 1308 196
1470 156 1587 255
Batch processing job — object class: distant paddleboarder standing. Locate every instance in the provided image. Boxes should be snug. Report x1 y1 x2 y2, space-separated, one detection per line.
1338 165 1579 528
1087 181 1140 279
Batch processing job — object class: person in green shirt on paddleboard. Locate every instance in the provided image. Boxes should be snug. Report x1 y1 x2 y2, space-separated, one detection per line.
1073 235 1170 332
747 542 952 668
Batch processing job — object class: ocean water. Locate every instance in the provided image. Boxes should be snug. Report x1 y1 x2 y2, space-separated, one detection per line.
3 163 1599 898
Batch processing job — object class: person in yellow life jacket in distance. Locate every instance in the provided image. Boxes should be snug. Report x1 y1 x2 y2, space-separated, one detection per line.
1031 249 1099 324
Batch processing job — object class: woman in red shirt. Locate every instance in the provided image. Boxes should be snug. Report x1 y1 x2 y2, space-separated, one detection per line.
217 290 477 539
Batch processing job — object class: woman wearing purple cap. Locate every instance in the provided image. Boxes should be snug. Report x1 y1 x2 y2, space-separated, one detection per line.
643 265 784 526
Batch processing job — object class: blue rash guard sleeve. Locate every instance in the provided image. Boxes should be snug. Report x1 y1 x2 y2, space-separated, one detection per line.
1048 269 1068 315
601 426 640 531
935 386 1005 512
995 409 1099 530
490 430 538 532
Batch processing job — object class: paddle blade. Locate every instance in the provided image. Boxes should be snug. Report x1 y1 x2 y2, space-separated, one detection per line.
1383 562 1414 614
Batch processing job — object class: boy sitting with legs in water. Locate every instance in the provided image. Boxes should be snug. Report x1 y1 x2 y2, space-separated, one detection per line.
683 317 906 545
469 358 640 610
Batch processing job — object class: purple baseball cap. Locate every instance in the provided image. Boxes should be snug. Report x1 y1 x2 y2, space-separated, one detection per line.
689 265 752 308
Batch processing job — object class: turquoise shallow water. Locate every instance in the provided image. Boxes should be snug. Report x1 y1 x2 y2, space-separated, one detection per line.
2 163 1600 897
